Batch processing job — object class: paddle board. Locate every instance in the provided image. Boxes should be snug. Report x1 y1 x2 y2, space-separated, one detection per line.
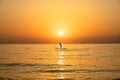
55 48 67 49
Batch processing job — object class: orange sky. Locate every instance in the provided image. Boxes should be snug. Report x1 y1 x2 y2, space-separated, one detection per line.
0 0 120 43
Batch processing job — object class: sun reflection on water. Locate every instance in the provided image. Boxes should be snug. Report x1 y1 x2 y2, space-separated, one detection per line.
58 60 63 65
60 74 65 79
58 50 64 65
58 50 65 79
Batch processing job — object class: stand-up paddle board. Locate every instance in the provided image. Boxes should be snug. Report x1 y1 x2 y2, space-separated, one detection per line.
55 48 67 49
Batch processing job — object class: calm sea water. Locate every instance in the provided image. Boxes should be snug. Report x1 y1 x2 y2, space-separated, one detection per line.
0 44 120 80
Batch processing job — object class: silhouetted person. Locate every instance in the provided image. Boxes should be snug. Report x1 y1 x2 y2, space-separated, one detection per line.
59 43 62 48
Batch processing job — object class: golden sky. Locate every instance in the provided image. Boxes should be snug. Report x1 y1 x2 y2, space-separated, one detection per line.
0 0 120 43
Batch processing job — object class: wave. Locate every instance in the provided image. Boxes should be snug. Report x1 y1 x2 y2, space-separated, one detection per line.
0 63 72 67
34 69 76 73
0 63 120 73
33 69 120 73
0 77 13 80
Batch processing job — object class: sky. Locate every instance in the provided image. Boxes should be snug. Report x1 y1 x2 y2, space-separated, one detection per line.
0 0 120 43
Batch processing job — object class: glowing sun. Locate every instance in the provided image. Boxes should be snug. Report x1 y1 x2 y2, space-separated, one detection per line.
59 31 64 36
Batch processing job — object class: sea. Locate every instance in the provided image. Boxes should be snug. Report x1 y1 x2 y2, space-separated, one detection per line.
0 44 120 80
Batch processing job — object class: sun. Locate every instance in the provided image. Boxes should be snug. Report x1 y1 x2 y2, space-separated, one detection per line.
59 31 64 36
